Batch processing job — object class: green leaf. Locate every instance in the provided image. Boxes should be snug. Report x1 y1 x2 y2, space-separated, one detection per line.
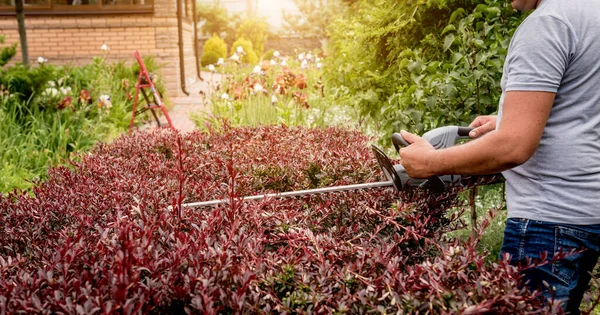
399 58 410 69
441 24 456 35
408 109 423 123
485 7 501 16
449 8 465 23
451 53 464 65
443 34 455 52
407 61 422 74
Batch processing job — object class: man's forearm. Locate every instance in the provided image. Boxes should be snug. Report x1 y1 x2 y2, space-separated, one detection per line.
430 130 530 176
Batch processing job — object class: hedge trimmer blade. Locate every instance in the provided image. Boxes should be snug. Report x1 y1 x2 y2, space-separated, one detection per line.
179 126 487 209
180 145 401 209
180 180 394 208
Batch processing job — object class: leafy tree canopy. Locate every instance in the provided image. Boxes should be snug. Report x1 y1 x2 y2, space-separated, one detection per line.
196 2 242 46
235 17 270 57
325 0 524 139
281 0 349 41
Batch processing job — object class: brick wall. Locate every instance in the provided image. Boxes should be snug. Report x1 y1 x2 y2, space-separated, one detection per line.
0 0 198 98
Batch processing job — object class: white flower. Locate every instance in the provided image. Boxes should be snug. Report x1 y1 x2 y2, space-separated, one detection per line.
271 94 277 104
99 94 112 108
37 56 48 64
270 59 277 66
253 83 263 93
301 59 308 69
316 62 323 69
221 93 230 100
47 81 56 87
230 54 240 62
253 65 262 74
315 57 320 63
100 43 110 52
280 59 287 67
236 46 244 54
298 53 305 61
207 64 216 72
43 87 59 97
273 50 280 58
217 58 224 65
60 86 72 95
306 53 313 61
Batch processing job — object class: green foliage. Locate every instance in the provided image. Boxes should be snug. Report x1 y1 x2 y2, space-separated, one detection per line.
262 48 275 61
235 18 269 57
0 55 166 194
230 38 259 65
0 34 17 67
196 2 242 46
192 65 357 131
282 0 349 43
325 0 522 140
201 51 220 67
203 34 227 59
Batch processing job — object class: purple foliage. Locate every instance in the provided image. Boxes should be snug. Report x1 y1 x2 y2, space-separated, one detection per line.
0 125 561 314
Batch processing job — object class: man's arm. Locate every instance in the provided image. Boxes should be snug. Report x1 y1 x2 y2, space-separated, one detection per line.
399 90 555 178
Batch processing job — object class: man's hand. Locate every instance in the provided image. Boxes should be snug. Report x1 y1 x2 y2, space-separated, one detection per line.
468 115 497 138
398 130 437 179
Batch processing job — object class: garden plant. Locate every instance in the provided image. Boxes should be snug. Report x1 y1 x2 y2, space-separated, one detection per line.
0 48 166 193
3 0 600 312
0 125 572 313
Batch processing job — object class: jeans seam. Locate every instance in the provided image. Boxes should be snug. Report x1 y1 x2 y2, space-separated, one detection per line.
518 219 529 261
553 225 571 286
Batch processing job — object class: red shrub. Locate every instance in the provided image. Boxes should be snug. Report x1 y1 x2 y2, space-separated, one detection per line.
0 125 560 313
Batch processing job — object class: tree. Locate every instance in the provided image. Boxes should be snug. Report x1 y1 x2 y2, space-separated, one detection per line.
281 0 349 47
235 17 269 57
325 0 521 138
15 0 28 65
196 2 242 46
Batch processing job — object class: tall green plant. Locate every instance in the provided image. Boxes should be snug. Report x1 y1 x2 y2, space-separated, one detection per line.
325 0 522 139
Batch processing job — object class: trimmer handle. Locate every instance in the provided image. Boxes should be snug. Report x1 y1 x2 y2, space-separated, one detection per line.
392 126 473 153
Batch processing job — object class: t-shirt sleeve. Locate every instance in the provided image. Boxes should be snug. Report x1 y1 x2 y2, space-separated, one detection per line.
504 14 577 92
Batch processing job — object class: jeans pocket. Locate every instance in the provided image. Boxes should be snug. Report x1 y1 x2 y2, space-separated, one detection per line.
552 226 598 285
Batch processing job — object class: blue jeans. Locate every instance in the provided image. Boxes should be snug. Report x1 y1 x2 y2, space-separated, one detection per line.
500 218 600 314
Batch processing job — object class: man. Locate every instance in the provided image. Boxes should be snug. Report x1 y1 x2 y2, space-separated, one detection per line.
398 0 600 313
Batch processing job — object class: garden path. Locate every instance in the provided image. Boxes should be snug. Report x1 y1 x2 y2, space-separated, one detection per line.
142 71 225 133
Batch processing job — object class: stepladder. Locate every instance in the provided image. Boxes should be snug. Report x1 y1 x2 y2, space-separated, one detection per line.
129 50 175 133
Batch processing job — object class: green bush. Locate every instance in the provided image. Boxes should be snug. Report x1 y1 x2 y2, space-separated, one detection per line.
0 34 17 67
262 48 275 61
203 34 228 59
231 38 259 65
201 50 220 67
0 54 167 194
236 18 269 56
325 0 522 139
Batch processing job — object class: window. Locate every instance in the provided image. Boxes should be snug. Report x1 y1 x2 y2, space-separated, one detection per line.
0 0 152 14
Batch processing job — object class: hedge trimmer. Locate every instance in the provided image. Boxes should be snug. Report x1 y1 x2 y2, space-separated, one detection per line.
181 126 490 208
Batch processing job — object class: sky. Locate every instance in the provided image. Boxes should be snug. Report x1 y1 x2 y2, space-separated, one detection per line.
197 0 300 29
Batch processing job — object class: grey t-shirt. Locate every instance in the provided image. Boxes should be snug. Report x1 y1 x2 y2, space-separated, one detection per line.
498 0 600 224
